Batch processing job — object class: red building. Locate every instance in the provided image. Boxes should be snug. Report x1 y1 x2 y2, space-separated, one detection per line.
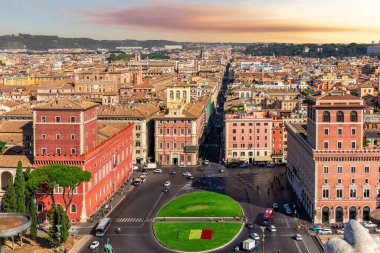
33 98 133 222
271 117 285 163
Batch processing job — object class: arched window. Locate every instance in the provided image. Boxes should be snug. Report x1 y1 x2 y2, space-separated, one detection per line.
36 203 43 213
322 111 330 122
169 91 174 99
183 91 187 99
70 204 77 213
336 111 344 122
176 91 180 99
350 111 358 122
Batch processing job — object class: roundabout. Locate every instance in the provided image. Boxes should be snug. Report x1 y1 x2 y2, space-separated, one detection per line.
153 191 244 252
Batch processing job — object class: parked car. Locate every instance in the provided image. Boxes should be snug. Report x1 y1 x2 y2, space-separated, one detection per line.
364 221 378 228
219 169 224 173
163 181 171 187
285 208 292 215
89 241 100 250
153 169 163 173
186 175 194 180
283 203 290 209
179 162 186 168
250 233 260 240
182 172 192 177
268 225 277 232
239 163 248 168
246 222 254 229
170 170 177 175
266 163 276 168
337 228 345 234
133 164 139 171
375 228 380 233
272 203 279 210
293 234 302 241
318 228 332 235
162 187 169 193
203 160 210 165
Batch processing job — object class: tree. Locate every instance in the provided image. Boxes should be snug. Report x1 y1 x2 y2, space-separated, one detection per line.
27 164 91 213
1 179 16 212
47 204 70 247
14 161 26 213
0 140 6 154
27 197 38 240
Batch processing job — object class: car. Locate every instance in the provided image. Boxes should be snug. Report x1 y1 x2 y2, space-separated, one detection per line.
364 221 378 228
318 228 332 235
293 234 302 241
246 222 254 229
266 163 276 168
283 203 290 209
219 169 224 173
179 162 186 168
272 203 279 209
250 233 260 240
163 181 171 187
285 208 292 215
203 160 210 165
337 228 345 234
169 170 177 175
239 163 248 168
182 172 192 177
153 169 163 173
162 187 169 193
186 175 194 180
133 165 139 171
268 225 277 232
375 228 380 233
89 241 100 250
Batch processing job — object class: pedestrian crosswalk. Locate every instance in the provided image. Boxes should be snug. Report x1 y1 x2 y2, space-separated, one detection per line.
272 217 296 224
114 217 155 223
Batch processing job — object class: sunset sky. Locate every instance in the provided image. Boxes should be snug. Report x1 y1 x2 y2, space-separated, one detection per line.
3 0 380 43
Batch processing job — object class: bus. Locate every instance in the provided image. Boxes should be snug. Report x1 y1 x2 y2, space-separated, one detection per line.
95 218 111 237
263 208 274 226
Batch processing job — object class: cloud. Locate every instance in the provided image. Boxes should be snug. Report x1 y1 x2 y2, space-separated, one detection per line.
80 2 358 34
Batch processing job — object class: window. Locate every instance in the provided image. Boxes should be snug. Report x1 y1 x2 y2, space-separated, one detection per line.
337 128 342 135
233 144 237 148
257 129 260 133
322 111 330 122
55 116 61 123
41 116 46 122
70 204 77 213
323 141 329 149
322 189 329 198
351 178 355 184
324 178 328 184
136 125 141 131
37 203 43 212
232 129 236 134
54 186 63 194
70 116 76 123
71 134 75 140
337 166 343 173
363 189 370 198
350 189 357 198
56 148 61 155
166 142 170 149
233 123 237 126
42 134 46 140
350 111 358 122
337 178 342 184
364 166 370 173
323 166 329 173
241 144 245 148
336 111 344 122
351 128 356 135
56 134 61 140
166 129 170 134
337 141 342 149
336 189 343 198
241 129 245 134
351 166 356 173
324 128 329 135
176 91 180 99
233 136 236 141
169 91 174 99
41 148 46 155
351 141 356 149
71 148 76 155
365 178 369 184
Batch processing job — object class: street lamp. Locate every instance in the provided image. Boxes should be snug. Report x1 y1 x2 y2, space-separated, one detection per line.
260 226 266 253
55 224 62 253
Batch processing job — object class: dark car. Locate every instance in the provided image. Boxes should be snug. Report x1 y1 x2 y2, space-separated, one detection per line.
246 222 254 229
162 187 169 193
186 175 194 180
170 170 177 175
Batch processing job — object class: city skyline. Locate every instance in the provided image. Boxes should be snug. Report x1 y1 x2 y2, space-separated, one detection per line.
3 0 380 43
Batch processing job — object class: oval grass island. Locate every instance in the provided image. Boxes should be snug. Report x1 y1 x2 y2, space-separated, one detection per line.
153 192 244 252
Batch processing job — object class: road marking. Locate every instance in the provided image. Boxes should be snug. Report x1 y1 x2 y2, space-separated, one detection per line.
300 237 311 253
293 239 303 253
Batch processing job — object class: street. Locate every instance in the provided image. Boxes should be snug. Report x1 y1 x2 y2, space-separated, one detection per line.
76 164 322 253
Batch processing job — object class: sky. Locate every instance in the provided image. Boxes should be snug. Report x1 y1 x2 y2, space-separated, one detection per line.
2 0 380 43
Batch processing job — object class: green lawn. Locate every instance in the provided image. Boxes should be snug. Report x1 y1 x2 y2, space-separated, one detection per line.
154 222 242 252
157 192 243 217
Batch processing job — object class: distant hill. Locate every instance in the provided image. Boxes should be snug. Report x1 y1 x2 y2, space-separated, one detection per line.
0 34 183 50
